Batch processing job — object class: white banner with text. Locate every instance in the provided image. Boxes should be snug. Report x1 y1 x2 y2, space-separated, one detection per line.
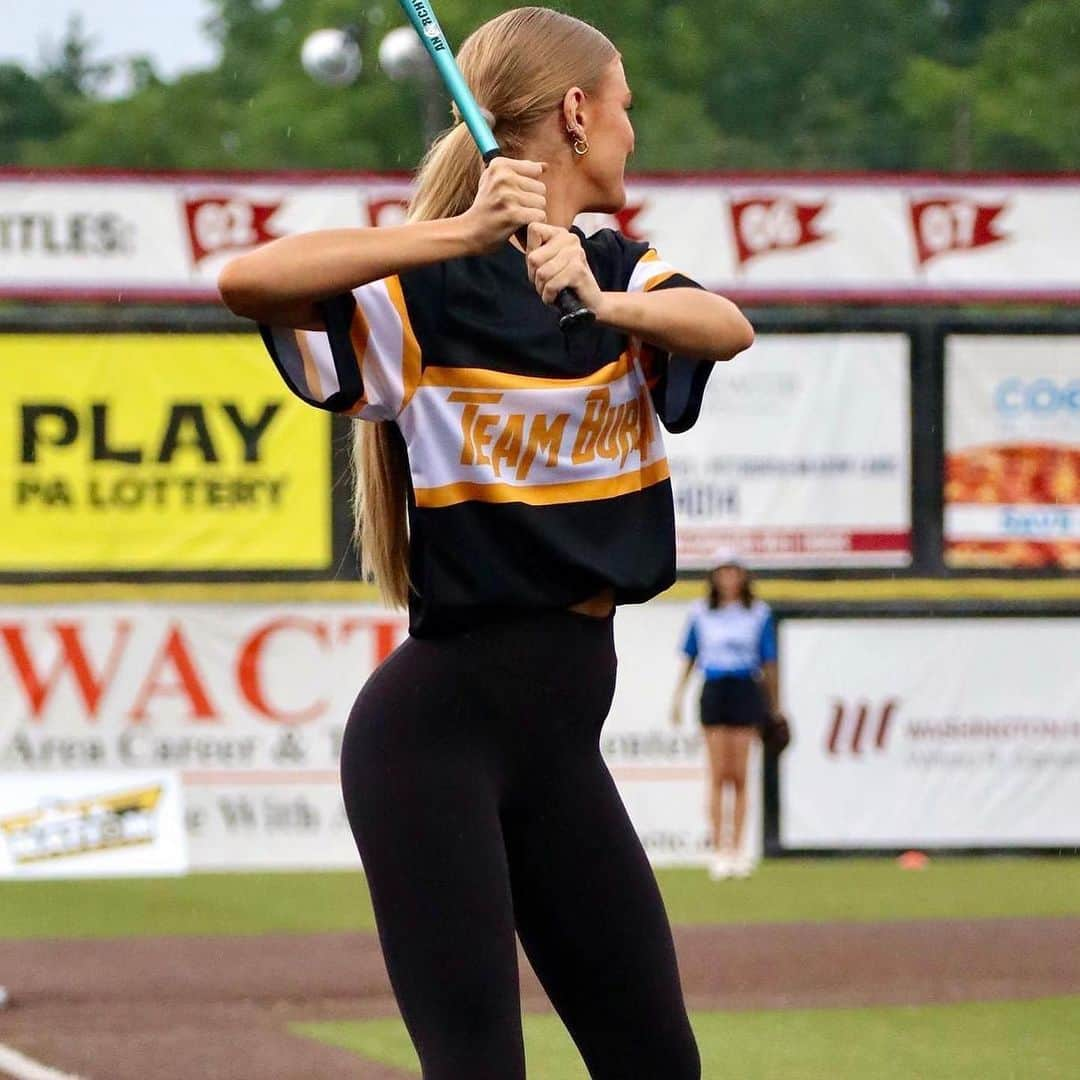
0 599 749 869
3 172 1079 303
672 334 911 568
779 618 1080 848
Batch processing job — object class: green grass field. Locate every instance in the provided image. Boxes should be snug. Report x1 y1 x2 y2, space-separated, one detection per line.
3 858 1077 1078
293 996 1080 1080
2 857 1079 940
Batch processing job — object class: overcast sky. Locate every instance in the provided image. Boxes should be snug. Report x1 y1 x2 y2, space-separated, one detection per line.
4 0 219 91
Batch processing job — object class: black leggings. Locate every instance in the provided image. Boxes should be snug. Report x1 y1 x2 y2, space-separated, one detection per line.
340 609 700 1080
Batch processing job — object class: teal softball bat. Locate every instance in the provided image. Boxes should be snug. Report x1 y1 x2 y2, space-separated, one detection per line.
395 0 595 330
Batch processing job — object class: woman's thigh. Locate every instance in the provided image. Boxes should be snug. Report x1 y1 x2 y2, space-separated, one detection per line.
340 637 525 1079
503 745 700 1079
703 724 731 782
726 725 756 785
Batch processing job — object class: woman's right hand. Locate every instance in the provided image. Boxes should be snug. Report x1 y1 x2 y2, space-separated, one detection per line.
460 157 547 254
670 701 683 728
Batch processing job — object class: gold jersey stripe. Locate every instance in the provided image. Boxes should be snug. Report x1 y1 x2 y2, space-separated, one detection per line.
420 353 634 392
414 457 671 509
345 300 375 416
643 270 678 291
348 300 370 385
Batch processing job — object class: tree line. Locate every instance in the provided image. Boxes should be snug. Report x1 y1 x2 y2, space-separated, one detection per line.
2 0 1077 173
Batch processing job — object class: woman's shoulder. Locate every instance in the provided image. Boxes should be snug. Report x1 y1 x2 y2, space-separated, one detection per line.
579 227 652 290
581 226 651 261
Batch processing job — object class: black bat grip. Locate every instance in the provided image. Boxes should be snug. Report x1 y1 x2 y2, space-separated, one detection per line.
554 286 596 331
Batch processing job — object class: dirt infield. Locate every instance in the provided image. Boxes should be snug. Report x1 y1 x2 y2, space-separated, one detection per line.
2 918 1078 1079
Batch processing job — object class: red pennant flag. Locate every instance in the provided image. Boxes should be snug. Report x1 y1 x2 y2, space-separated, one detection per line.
909 198 1007 266
613 203 647 242
730 197 828 266
366 198 411 228
184 196 282 265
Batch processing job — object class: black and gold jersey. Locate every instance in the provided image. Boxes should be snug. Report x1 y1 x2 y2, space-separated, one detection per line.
261 227 712 636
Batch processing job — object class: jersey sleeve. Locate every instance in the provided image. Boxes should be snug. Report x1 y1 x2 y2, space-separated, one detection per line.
757 609 778 665
618 237 717 436
259 274 422 422
680 614 700 661
625 245 701 296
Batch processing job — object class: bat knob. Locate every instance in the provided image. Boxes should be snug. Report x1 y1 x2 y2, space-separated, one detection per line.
555 288 596 332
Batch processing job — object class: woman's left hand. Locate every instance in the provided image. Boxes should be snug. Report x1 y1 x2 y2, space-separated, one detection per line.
525 223 604 313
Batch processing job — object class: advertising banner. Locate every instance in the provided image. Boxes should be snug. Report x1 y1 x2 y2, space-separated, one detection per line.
0 334 331 571
671 334 911 568
0 599 751 869
944 335 1080 569
3 172 1080 304
0 770 187 878
779 619 1080 848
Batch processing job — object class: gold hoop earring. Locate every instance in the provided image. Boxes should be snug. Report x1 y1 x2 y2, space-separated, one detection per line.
572 135 589 156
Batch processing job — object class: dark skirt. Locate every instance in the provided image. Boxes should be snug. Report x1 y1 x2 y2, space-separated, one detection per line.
699 675 768 730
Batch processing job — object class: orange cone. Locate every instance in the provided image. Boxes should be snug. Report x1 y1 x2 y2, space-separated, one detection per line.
897 850 929 870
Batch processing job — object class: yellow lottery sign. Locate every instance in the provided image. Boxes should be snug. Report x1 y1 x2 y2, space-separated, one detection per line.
1 334 332 570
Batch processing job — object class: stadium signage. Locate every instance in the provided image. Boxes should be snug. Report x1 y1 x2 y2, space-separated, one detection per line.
671 334 912 569
1 783 164 865
1 613 401 727
908 197 1006 266
0 599 752 869
0 209 134 257
183 195 284 265
824 700 898 756
729 196 828 266
0 771 187 878
779 619 1080 848
1 335 331 570
945 335 1080 568
3 172 1079 302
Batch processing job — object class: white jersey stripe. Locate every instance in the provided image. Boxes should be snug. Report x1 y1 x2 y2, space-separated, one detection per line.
296 326 341 401
627 250 679 293
353 277 406 419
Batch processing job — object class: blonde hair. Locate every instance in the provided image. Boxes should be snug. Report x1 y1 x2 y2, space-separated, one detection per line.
353 7 617 607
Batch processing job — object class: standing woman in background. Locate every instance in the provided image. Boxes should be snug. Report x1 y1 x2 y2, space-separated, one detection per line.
671 552 779 880
218 7 753 1078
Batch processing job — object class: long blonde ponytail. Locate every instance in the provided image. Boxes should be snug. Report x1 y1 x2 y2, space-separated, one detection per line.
352 8 617 607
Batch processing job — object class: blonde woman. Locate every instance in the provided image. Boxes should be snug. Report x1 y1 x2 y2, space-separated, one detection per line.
219 8 753 1077
671 553 779 881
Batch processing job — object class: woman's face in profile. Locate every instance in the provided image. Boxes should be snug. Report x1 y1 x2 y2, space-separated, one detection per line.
578 56 636 213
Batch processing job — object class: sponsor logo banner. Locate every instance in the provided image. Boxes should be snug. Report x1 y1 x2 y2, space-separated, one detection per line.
779 619 1080 847
671 334 911 568
0 604 408 869
0 600 753 869
4 174 1080 302
0 770 187 878
944 336 1080 569
0 334 331 570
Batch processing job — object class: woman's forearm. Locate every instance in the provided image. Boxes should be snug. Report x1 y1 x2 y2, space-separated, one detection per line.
672 658 696 702
218 216 476 326
596 288 754 362
760 662 780 714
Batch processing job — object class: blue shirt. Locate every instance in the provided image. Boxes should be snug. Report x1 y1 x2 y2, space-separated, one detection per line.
680 599 777 680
